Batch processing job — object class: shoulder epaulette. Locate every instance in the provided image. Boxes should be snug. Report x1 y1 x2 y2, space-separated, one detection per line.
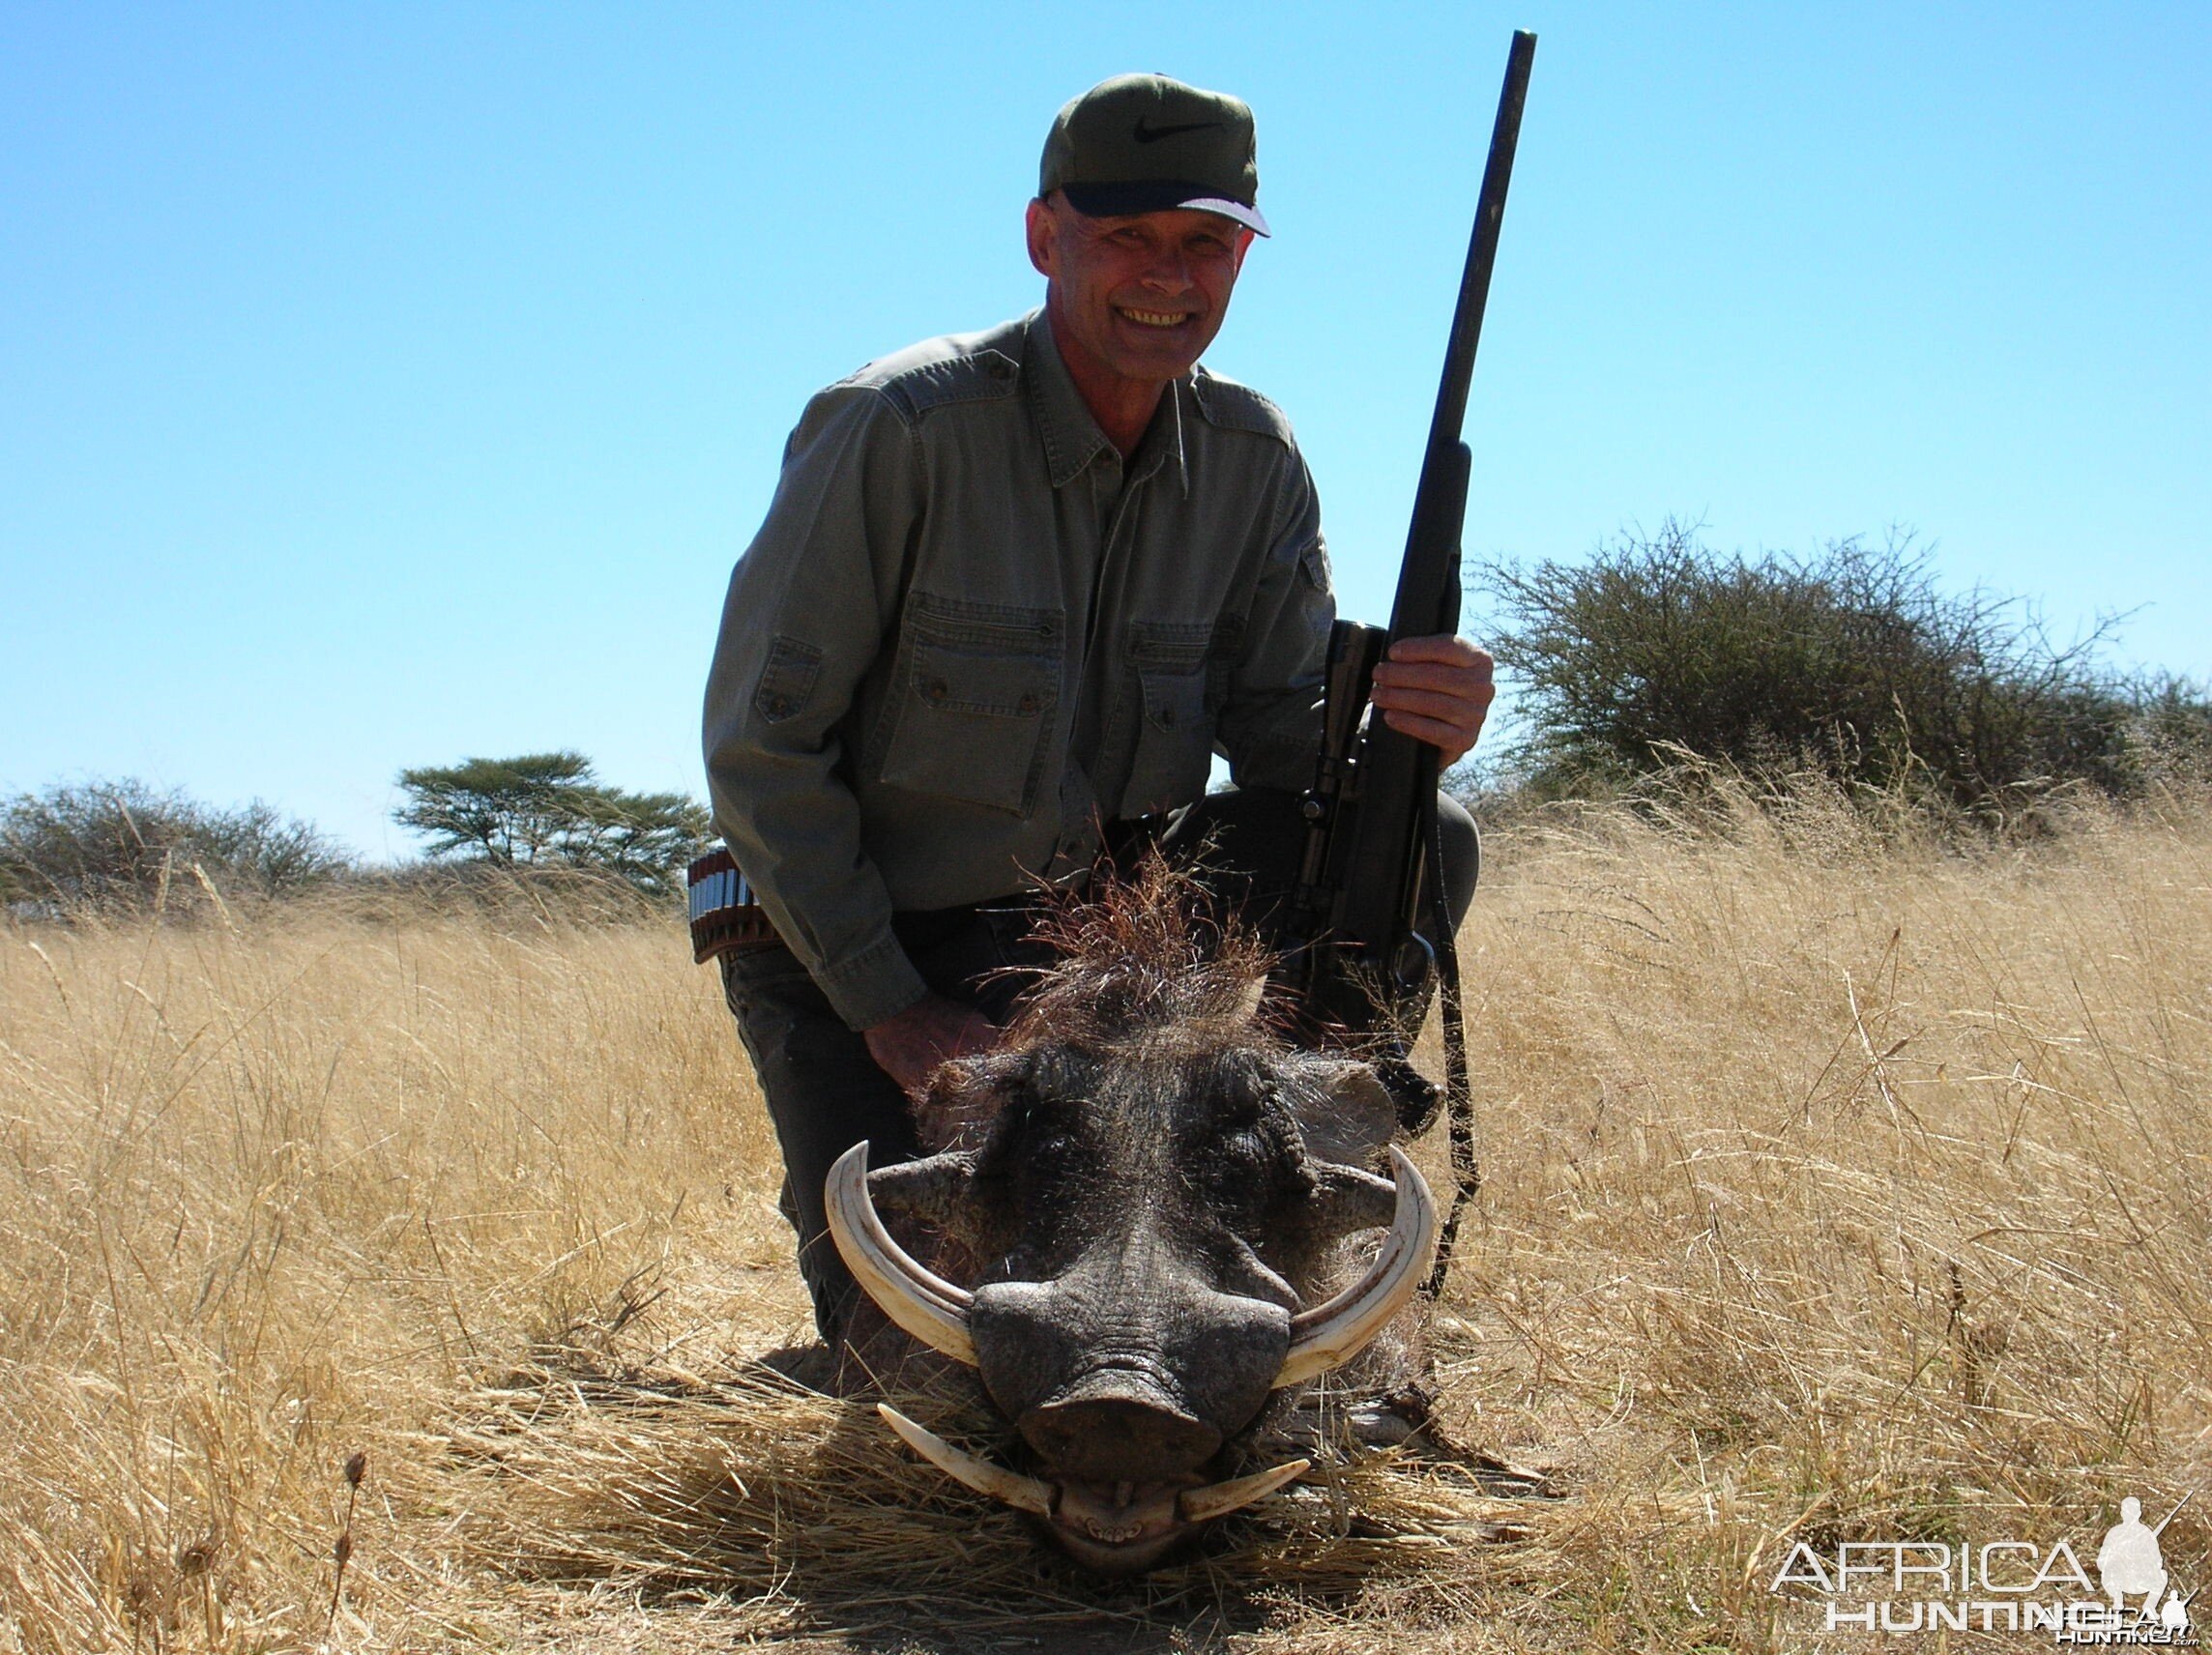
879 350 1021 419
1189 368 1296 447
845 340 1023 423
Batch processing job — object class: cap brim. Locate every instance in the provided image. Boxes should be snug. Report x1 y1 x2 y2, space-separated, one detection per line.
1061 180 1270 237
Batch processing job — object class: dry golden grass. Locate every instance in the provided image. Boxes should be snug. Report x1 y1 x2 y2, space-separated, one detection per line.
2 783 2206 1652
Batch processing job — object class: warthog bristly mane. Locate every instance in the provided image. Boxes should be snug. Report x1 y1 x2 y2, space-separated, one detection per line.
1005 853 1281 1060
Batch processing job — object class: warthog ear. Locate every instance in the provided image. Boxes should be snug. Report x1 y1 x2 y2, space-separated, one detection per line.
1278 1054 1396 1169
875 1047 1038 1257
865 1149 1019 1260
916 1048 1035 1155
866 1151 980 1233
1305 1159 1400 1234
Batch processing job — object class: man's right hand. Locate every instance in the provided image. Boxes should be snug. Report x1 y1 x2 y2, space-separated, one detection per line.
862 992 999 1104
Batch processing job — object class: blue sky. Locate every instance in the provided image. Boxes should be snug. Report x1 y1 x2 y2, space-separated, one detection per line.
4 3 2206 858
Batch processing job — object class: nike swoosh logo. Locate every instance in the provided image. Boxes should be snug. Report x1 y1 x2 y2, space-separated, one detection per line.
1133 118 1221 143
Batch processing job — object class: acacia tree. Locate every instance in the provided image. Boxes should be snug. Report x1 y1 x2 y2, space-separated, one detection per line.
393 752 593 865
392 751 710 897
561 785 715 897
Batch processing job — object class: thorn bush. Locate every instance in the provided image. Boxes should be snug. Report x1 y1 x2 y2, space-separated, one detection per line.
1472 521 2209 823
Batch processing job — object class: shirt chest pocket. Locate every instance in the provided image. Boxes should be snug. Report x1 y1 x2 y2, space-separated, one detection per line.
872 595 1063 818
1121 620 1218 816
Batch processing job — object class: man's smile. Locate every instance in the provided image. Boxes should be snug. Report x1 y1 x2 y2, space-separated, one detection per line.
1117 306 1195 328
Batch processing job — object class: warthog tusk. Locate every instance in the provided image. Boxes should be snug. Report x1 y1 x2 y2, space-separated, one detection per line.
1178 1458 1311 1524
1274 1145 1439 1388
877 1404 1054 1518
882 1403 1307 1533
825 1142 978 1366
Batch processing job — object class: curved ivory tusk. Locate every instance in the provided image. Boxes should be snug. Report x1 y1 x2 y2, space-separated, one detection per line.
877 1404 1055 1519
1178 1458 1311 1524
824 1142 978 1366
1274 1145 1439 1388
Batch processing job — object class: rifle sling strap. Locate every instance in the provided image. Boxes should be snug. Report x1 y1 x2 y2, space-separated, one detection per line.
1418 795 1480 1301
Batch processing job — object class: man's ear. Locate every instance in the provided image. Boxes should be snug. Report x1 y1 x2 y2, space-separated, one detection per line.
1232 226 1255 277
1025 196 1058 278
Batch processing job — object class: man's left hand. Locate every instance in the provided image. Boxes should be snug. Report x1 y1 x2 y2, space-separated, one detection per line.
1367 635 1496 769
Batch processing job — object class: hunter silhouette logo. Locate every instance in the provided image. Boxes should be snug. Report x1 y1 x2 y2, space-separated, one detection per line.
2100 1497 2194 1633
1769 1490 2198 1642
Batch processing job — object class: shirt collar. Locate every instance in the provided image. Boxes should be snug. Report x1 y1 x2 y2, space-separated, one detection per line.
1024 310 1190 496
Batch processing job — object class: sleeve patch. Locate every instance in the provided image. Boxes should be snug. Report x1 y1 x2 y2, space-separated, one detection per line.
753 636 824 723
1297 539 1332 591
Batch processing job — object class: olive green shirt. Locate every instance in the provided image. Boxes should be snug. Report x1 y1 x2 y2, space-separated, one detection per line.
703 311 1332 1030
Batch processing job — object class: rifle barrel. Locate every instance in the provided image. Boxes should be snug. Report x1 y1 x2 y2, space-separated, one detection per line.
1387 27 1535 643
1297 28 1536 1025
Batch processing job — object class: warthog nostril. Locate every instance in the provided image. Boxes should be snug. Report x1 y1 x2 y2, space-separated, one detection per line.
1020 1392 1224 1482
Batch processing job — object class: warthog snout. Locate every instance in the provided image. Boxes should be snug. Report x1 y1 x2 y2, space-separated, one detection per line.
1017 1389 1220 1483
972 1251 1292 1483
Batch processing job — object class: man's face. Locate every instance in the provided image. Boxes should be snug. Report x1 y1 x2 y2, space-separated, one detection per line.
1025 194 1253 395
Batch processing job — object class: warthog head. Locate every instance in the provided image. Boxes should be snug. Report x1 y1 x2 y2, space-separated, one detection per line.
827 871 1436 1571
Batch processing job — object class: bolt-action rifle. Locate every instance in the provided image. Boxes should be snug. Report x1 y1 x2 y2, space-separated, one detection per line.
1291 32 1534 1138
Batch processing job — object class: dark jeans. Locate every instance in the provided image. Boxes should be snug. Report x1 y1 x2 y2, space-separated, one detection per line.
718 786 1479 1341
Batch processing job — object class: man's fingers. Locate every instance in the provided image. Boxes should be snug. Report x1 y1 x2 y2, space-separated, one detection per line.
1370 667 1492 701
1372 638 1496 706
1370 632 1495 765
946 1011 999 1063
1371 673 1492 737
1370 659 1496 699
863 995 1001 1099
1385 634 1495 671
1378 707 1467 742
1368 682 1491 723
1379 708 1478 767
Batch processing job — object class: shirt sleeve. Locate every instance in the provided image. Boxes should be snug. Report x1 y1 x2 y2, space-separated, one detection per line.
702 384 932 1031
1216 450 1333 791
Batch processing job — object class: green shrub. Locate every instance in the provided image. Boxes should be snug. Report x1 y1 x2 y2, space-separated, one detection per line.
2127 673 2212 780
1470 523 2192 818
0 779 352 914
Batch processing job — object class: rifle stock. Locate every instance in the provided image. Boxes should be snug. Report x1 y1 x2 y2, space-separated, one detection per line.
1295 30 1534 1034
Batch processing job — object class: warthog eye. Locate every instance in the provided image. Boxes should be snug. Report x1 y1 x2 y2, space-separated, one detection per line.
1029 1129 1080 1171
1013 1118 1099 1202
1195 1125 1277 1221
1215 1127 1267 1170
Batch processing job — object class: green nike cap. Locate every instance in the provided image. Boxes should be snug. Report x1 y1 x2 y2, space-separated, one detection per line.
1040 73 1270 238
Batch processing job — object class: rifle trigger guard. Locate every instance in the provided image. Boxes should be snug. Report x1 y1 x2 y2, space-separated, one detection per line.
1396 928 1437 992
